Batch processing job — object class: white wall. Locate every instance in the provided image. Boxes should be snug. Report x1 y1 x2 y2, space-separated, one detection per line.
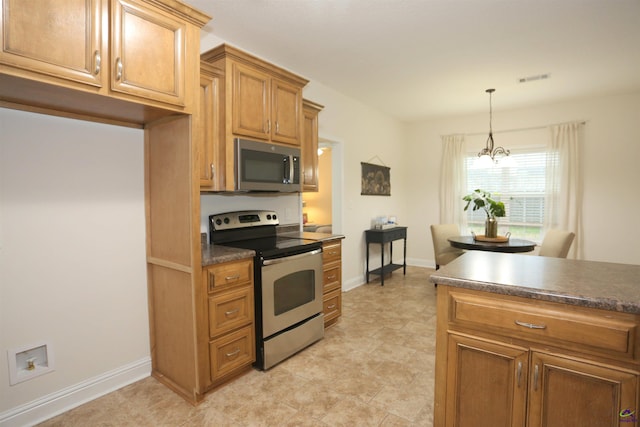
404 91 640 266
0 109 150 424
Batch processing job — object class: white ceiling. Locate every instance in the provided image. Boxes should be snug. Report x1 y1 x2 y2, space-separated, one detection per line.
190 0 640 122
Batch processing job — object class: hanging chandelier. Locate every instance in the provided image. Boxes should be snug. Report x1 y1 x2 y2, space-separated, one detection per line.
477 88 510 164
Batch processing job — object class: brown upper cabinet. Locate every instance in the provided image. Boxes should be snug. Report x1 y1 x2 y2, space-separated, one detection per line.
198 62 226 190
302 99 324 192
202 44 308 146
0 0 209 126
200 44 309 190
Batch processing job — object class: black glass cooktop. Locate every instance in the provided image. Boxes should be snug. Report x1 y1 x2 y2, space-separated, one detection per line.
221 236 322 259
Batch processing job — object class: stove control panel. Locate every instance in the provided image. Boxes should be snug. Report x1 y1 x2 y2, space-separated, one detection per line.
209 210 279 231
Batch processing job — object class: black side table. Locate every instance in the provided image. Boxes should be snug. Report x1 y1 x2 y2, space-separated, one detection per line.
365 226 407 285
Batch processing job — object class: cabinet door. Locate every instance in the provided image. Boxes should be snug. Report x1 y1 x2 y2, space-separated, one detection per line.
111 0 185 106
271 79 301 145
198 67 223 188
0 0 103 87
446 333 528 427
231 62 270 140
528 352 639 427
302 100 320 191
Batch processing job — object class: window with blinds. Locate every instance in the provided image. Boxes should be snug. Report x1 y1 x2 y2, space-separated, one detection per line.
465 149 550 242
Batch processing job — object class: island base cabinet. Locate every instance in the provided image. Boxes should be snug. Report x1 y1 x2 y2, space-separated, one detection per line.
445 334 528 427
435 285 640 427
527 352 638 427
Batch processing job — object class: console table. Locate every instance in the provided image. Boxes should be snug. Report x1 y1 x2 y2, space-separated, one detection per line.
365 226 407 285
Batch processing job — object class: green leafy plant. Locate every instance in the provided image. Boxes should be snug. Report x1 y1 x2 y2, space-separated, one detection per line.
463 189 506 219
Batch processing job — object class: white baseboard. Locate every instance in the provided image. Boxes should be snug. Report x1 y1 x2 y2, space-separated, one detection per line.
0 357 151 427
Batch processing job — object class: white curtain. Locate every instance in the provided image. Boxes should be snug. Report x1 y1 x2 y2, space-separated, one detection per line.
439 134 467 228
545 122 584 259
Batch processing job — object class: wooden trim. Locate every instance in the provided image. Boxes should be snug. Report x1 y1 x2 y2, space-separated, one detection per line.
146 256 193 273
201 44 309 87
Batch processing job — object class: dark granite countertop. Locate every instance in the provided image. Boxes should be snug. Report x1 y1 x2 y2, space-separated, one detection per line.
429 251 640 314
201 244 254 267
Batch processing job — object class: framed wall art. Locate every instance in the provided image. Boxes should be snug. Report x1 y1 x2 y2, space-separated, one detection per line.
361 162 391 196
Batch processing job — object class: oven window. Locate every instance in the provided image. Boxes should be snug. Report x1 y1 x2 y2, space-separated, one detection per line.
273 269 315 315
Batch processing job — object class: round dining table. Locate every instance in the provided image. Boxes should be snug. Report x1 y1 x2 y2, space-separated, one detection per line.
448 235 537 253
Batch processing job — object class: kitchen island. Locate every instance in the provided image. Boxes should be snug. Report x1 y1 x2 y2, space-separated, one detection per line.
429 252 640 427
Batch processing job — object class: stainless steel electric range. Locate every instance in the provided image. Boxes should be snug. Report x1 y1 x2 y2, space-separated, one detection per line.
209 210 324 370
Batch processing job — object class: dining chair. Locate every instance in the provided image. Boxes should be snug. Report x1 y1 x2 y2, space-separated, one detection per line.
430 224 465 270
538 229 575 258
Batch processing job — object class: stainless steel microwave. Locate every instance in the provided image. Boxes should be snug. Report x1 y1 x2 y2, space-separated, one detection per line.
235 138 302 192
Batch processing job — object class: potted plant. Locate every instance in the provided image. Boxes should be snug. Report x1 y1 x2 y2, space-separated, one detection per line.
462 189 506 238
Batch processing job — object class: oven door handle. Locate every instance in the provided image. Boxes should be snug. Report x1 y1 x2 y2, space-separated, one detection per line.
262 248 322 266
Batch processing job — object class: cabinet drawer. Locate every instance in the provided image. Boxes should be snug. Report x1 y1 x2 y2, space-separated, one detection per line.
449 291 638 358
209 325 255 381
323 288 341 324
205 259 253 293
383 227 406 241
208 286 254 338
322 241 341 263
323 264 341 293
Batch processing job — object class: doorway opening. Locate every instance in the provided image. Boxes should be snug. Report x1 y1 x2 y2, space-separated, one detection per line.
302 138 343 235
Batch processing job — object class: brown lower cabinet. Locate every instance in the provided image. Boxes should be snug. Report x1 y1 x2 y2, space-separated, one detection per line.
322 239 343 327
203 258 255 387
435 286 640 427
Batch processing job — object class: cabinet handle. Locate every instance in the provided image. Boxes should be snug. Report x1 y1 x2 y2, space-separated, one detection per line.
210 164 215 179
329 251 338 256
517 361 522 388
534 364 539 391
94 50 101 75
276 121 279 133
515 320 546 330
225 275 240 281
225 348 240 358
115 58 123 80
225 308 239 317
327 304 336 309
327 275 336 280
265 120 271 133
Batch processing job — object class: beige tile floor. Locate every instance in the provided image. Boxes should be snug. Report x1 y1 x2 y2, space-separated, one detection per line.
38 266 437 426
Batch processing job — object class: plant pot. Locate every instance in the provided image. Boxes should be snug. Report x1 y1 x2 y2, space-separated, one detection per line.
485 218 498 238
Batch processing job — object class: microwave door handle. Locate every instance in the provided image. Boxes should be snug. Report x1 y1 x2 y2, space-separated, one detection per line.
283 155 293 183
288 155 294 184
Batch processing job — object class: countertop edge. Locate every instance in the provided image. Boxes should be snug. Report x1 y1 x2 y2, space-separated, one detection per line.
201 244 255 267
280 231 345 242
429 272 640 315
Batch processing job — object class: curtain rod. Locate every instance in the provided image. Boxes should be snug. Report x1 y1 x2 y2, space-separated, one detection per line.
462 120 587 137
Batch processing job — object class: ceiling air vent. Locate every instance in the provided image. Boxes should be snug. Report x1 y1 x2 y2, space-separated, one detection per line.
518 73 550 83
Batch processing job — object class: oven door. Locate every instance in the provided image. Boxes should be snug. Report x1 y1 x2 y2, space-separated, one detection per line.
261 248 323 338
